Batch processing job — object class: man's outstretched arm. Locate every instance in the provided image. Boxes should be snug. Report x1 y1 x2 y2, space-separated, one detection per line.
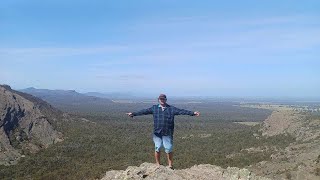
126 106 154 117
173 107 200 116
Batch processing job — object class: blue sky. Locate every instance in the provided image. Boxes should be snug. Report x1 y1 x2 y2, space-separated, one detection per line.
0 0 319 97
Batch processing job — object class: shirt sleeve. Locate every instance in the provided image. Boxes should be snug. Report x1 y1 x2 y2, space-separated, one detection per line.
132 106 154 116
173 106 195 116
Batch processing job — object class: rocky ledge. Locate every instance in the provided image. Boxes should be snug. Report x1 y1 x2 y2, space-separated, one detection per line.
102 162 270 180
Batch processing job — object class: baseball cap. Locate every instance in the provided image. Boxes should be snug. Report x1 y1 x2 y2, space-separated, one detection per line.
158 94 167 99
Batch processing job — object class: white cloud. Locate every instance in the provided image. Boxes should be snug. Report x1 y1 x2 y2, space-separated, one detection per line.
1 14 319 93
1 14 319 67
0 46 127 57
2 15 319 53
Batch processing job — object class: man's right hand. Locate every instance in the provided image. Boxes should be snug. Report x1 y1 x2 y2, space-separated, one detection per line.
126 112 134 118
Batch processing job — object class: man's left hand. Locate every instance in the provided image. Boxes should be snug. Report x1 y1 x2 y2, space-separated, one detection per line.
194 111 200 116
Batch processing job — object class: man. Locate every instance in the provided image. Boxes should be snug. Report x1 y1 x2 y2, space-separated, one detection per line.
126 94 200 169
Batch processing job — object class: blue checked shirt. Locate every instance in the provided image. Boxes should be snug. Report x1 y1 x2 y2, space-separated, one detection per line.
132 104 195 136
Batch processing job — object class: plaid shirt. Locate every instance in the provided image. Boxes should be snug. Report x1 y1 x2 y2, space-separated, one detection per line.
132 104 195 136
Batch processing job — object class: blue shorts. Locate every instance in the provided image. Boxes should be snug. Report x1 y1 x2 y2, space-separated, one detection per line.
153 133 173 153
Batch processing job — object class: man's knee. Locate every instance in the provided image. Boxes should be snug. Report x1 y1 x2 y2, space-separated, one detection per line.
164 147 173 153
163 135 173 153
155 146 162 152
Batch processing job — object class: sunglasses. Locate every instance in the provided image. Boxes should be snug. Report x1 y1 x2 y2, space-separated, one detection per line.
159 98 167 100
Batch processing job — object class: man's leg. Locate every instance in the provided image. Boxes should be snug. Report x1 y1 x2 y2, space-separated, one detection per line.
166 152 173 168
163 135 174 168
154 151 161 166
153 133 163 166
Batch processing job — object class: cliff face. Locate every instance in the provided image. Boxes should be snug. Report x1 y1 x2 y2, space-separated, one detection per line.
0 85 63 165
102 162 270 180
251 105 320 180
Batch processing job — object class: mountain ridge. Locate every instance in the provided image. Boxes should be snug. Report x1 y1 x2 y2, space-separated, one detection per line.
0 85 64 165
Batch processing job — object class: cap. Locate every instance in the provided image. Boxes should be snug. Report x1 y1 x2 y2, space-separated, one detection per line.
158 94 167 99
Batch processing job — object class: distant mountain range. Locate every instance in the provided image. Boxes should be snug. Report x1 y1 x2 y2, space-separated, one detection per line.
19 87 114 109
20 87 138 100
84 91 137 99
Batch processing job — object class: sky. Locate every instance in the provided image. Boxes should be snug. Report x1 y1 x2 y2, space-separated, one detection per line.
0 0 320 97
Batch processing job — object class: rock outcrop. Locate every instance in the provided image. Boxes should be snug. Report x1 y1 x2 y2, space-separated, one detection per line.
251 105 320 180
102 162 270 180
0 85 63 165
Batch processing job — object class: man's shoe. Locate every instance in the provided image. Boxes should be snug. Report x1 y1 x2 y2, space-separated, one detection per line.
168 166 174 170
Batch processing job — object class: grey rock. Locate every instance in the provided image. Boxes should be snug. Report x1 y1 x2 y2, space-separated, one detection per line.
102 162 270 180
0 85 63 165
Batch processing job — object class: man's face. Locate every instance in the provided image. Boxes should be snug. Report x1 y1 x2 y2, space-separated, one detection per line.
158 98 167 105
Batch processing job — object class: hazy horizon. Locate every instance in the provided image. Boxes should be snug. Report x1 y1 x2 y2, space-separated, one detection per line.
3 85 318 100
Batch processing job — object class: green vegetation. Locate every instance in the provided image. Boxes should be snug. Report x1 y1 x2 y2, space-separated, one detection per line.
0 102 295 180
